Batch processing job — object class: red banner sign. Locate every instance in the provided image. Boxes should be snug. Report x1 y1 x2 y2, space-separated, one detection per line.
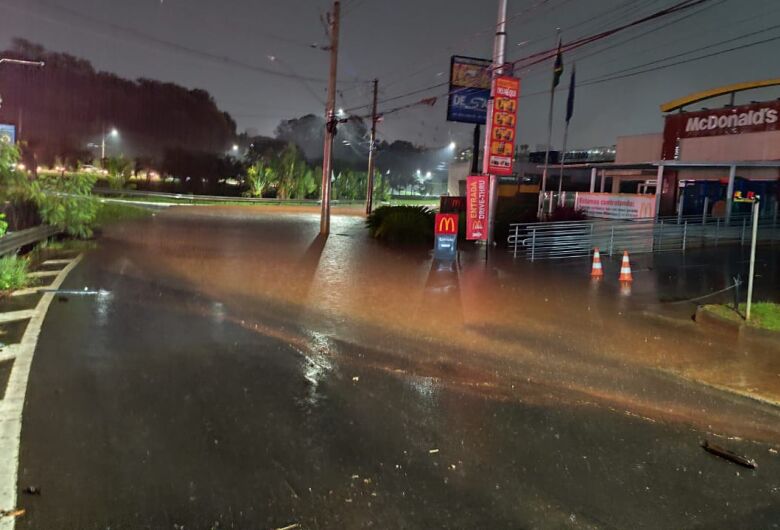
486 76 520 176
662 100 780 159
466 175 489 240
435 213 459 236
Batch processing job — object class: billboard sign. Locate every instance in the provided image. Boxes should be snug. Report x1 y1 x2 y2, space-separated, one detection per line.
434 214 459 261
466 175 489 240
440 195 466 214
447 56 492 124
486 76 520 176
435 213 459 236
662 100 780 159
574 193 656 220
0 124 16 145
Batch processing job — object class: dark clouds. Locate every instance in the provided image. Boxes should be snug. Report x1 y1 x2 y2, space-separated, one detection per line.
2 0 779 150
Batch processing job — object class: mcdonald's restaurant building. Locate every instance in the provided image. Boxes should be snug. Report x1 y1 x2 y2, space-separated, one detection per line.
606 80 780 219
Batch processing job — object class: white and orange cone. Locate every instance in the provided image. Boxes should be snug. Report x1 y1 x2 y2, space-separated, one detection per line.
591 248 604 279
618 250 633 283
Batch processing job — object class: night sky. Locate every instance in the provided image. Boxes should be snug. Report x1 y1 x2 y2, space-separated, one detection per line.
2 0 779 150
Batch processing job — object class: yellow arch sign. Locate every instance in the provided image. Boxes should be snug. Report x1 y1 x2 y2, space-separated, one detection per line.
660 79 780 113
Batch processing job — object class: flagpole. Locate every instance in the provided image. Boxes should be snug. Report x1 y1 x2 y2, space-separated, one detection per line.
557 120 569 206
559 63 576 207
539 86 555 219
539 30 561 220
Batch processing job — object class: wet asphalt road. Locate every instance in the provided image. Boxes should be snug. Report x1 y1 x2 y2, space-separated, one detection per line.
15 208 780 529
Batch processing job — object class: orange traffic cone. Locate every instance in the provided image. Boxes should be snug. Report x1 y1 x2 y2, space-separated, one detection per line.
591 248 604 278
619 251 633 283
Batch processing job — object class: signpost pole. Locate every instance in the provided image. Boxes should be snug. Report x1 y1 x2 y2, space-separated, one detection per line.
746 199 760 320
485 0 508 261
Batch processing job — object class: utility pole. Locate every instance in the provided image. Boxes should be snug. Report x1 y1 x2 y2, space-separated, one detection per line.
320 0 341 235
470 124 481 175
483 0 508 256
365 78 379 215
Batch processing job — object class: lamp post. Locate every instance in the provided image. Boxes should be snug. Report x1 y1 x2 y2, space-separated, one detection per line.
0 58 45 68
101 127 119 161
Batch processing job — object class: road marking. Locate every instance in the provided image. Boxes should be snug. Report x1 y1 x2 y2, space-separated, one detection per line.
0 312 34 325
0 255 82 529
41 259 73 266
26 271 59 279
8 289 38 298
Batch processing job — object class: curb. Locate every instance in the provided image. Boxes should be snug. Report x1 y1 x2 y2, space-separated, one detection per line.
694 305 780 342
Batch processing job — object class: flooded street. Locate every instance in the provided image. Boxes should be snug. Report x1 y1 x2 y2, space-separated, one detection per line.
16 207 780 529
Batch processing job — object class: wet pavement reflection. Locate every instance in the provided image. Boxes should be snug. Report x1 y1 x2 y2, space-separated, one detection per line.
16 207 780 529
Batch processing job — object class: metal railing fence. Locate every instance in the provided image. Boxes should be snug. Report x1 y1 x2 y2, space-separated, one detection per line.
508 213 779 261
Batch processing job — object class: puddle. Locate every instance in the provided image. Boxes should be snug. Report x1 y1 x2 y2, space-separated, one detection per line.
0 358 13 399
0 318 31 345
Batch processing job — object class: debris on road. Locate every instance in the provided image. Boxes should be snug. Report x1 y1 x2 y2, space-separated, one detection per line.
429 449 440 454
23 486 41 495
701 440 757 469
0 508 26 518
275 524 300 530
352 376 359 382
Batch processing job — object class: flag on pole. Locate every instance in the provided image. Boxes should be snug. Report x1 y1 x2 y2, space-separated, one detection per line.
566 64 576 123
552 40 564 88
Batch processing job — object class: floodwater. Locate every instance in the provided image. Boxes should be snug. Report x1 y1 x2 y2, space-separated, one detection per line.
15 206 780 529
106 207 780 440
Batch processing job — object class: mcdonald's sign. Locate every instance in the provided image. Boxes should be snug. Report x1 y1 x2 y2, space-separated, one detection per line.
435 214 459 236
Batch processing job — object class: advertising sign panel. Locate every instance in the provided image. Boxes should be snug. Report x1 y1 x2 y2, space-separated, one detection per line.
0 124 16 145
466 175 489 240
486 76 520 176
435 213 459 236
447 56 492 124
434 214 459 261
662 100 780 159
439 195 466 214
574 193 656 220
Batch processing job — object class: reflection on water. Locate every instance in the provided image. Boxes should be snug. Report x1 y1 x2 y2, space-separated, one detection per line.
299 330 337 409
100 209 780 440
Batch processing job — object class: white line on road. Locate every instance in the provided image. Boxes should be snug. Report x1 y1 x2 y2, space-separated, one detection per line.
0 312 34 325
26 271 59 278
0 255 82 529
41 259 74 266
9 289 39 298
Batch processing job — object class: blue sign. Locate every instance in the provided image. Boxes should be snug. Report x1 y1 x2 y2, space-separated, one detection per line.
434 234 458 262
447 87 490 124
447 56 492 125
0 124 15 145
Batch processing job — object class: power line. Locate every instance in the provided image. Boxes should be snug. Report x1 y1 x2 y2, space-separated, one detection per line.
345 0 713 113
364 20 780 121
0 0 364 85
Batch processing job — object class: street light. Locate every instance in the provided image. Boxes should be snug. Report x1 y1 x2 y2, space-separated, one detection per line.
448 142 456 150
0 58 45 68
101 127 119 160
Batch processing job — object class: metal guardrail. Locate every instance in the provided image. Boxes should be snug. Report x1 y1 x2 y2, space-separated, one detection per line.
92 188 367 206
0 225 59 256
508 213 780 261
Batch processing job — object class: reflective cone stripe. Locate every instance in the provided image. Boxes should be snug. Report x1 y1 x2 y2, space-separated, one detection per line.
591 248 604 278
619 251 633 283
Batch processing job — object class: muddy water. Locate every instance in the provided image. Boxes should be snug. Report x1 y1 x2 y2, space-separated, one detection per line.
100 206 780 442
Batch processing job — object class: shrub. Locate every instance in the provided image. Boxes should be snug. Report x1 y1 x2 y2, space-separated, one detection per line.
0 256 30 292
0 213 7 238
31 172 99 239
367 205 435 245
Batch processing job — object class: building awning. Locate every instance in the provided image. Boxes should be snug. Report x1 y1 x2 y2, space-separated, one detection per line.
538 160 780 171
